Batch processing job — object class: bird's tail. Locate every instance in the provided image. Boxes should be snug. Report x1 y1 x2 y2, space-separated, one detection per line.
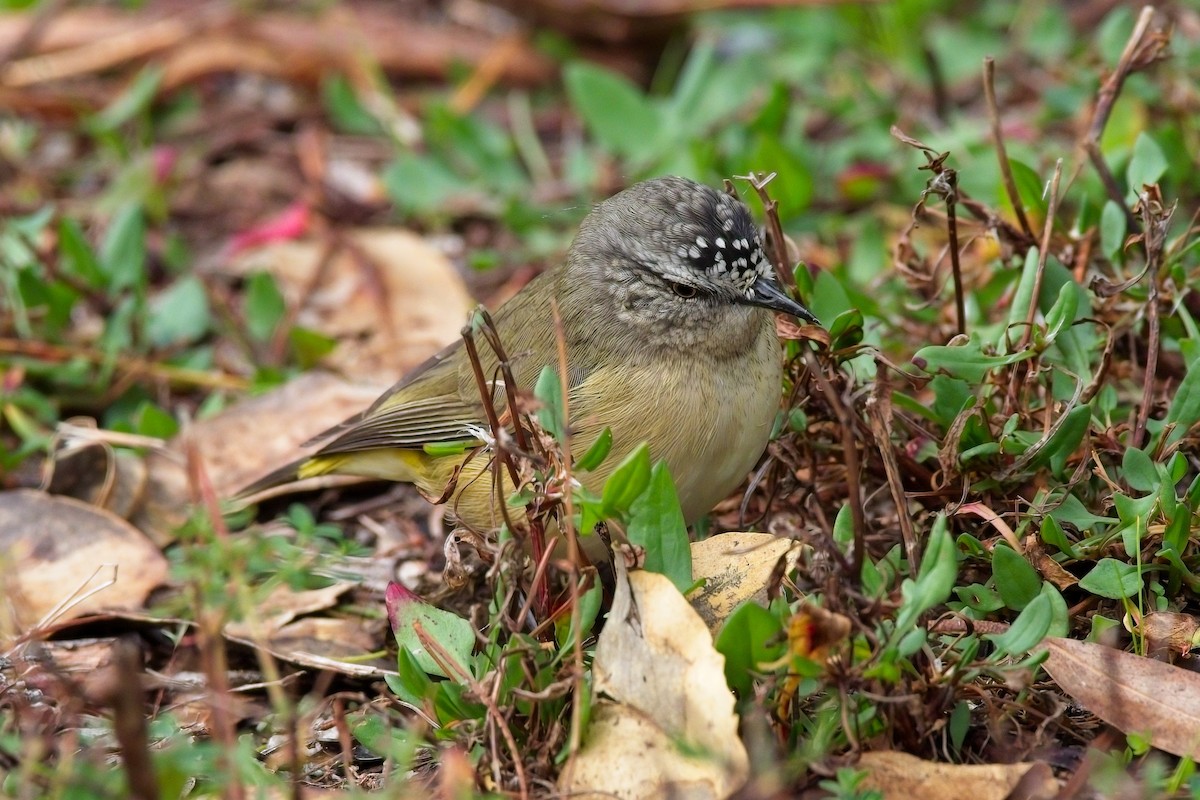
232 449 427 507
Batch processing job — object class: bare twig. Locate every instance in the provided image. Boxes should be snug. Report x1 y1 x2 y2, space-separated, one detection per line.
1081 6 1170 231
414 621 529 798
868 360 919 568
983 57 1035 240
805 350 864 574
736 171 793 289
1017 159 1064 352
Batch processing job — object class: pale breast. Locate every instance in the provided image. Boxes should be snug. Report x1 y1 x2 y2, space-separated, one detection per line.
572 319 783 524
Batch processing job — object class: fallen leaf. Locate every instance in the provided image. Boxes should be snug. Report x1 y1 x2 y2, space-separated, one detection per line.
222 227 474 381
857 750 1057 800
223 582 352 639
46 444 148 520
1137 612 1200 661
562 565 747 799
1043 636 1200 758
0 490 168 632
131 372 388 542
689 532 798 633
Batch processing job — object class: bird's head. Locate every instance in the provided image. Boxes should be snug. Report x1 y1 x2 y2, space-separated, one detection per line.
563 176 817 353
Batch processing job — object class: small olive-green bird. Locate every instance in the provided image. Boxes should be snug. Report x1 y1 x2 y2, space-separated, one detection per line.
242 176 817 531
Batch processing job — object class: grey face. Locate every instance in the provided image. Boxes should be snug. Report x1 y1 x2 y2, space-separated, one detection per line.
567 176 818 330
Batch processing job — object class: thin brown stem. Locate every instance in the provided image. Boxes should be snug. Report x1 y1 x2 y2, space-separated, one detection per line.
1018 159 1064 352
983 57 1035 240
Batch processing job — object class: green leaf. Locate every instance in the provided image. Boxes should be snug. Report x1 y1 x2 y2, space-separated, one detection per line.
991 545 1041 611
386 646 434 708
627 462 691 591
894 515 957 637
1040 582 1070 638
600 442 651 517
953 583 1004 615
1126 132 1167 191
321 74 382 135
1162 350 1200 446
913 333 1033 383
747 136 813 216
288 326 337 369
1078 558 1142 599
57 217 105 288
1009 160 1048 217
99 204 146 293
383 153 461 215
715 602 786 696
87 65 163 133
986 592 1053 658
1039 515 1079 559
146 276 210 347
563 62 662 161
534 365 565 440
575 427 613 472
388 588 475 680
1006 246 1041 336
133 401 178 439
1099 200 1127 261
1038 282 1078 348
243 271 286 342
1122 446 1159 493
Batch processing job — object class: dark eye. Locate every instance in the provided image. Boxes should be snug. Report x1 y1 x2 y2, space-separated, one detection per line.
670 282 697 298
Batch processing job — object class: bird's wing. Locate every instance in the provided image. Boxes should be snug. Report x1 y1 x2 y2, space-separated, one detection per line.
304 339 486 455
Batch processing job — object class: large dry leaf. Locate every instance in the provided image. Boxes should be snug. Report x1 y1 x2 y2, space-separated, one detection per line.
562 566 747 799
689 532 797 633
0 490 167 631
857 751 1057 800
1043 636 1200 758
223 228 473 381
131 372 388 543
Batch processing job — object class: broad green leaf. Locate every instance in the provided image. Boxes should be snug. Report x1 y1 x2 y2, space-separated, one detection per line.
715 601 786 696
1126 132 1167 191
57 218 105 288
388 585 475 680
992 545 1041 611
953 583 1004 615
244 271 286 342
100 204 146 293
1162 350 1200 446
1099 200 1127 260
1040 515 1079 559
987 592 1053 657
575 427 613 472
133 401 178 439
383 153 461 214
533 365 565 440
1122 447 1159 493
146 275 210 347
87 65 163 132
895 515 957 636
1009 160 1048 217
600 442 651 517
1078 558 1142 599
321 74 382 135
913 333 1033 383
563 62 662 161
627 462 691 591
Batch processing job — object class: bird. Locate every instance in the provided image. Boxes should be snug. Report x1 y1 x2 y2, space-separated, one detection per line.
240 176 818 533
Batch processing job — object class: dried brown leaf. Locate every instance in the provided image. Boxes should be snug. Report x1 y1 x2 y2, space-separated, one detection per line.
563 565 747 799
0 489 168 632
689 532 798 633
1043 636 1200 758
857 750 1057 800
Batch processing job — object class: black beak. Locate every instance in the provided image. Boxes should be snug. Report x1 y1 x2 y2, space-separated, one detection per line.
747 276 819 325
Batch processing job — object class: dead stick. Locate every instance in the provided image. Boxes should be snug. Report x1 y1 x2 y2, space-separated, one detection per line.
983 57 1035 240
